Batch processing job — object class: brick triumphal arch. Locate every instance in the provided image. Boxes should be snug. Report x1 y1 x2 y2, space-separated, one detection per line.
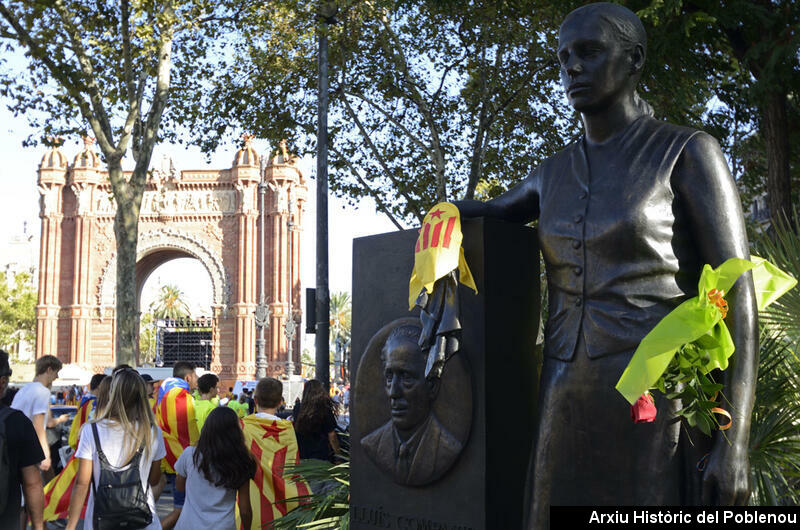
35 138 305 379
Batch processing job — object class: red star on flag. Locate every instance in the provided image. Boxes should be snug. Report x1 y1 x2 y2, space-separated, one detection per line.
429 208 444 219
260 421 286 442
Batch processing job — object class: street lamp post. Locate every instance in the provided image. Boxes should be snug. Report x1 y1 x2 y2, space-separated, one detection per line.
316 2 337 387
285 191 297 377
255 155 270 379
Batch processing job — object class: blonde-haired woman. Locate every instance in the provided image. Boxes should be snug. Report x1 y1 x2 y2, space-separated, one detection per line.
66 368 166 530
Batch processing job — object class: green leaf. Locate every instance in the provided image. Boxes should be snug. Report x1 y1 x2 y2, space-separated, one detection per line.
695 411 713 437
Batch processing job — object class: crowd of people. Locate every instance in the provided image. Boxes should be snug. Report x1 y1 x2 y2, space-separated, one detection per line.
0 351 346 530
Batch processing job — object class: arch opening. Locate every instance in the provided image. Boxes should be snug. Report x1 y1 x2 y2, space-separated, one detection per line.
138 253 215 369
97 228 230 311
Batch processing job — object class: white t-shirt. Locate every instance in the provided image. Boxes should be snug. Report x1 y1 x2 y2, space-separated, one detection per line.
10 381 51 425
75 420 167 530
174 446 238 530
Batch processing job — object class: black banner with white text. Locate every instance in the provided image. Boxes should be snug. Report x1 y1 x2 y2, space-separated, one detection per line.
551 506 799 529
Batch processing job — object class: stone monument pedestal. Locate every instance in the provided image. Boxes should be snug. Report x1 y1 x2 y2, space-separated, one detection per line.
351 217 541 529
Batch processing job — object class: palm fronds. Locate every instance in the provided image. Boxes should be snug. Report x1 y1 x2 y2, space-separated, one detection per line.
753 208 800 340
749 209 800 505
268 453 350 529
749 333 800 505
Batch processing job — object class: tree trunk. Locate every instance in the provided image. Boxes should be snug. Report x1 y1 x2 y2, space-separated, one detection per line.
761 89 792 227
112 167 141 367
465 112 488 200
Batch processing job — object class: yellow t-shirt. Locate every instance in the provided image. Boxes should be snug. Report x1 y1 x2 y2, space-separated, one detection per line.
195 399 217 431
228 399 247 418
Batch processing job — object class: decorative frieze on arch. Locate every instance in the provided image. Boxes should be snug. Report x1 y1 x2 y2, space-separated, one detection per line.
97 227 231 313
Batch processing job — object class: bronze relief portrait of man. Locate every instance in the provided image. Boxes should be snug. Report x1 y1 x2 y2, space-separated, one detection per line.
355 318 471 487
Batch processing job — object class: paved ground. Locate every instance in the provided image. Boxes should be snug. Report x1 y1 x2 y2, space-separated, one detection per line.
156 487 175 519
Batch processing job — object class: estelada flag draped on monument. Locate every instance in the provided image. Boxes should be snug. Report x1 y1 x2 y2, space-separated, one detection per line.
408 202 477 310
239 415 310 529
43 396 96 520
155 385 199 473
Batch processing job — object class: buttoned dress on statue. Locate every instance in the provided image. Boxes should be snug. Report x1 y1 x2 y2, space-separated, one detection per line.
524 116 714 527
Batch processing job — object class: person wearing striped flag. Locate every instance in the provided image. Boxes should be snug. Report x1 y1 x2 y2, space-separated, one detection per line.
240 377 310 528
42 374 111 522
155 362 199 529
66 374 106 450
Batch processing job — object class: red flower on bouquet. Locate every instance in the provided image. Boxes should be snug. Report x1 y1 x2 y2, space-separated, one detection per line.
630 392 657 423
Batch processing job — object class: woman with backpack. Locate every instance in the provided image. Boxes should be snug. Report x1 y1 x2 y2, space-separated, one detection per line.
65 368 166 530
166 406 255 530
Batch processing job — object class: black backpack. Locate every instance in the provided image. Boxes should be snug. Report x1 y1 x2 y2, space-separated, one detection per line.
0 406 13 515
90 423 153 529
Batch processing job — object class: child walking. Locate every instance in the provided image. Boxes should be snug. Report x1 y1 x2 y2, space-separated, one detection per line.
168 406 256 530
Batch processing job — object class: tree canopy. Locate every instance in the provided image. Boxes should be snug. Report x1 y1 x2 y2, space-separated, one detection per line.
172 0 581 227
630 0 800 226
0 271 37 352
0 0 243 364
150 284 191 320
329 290 351 345
172 0 797 229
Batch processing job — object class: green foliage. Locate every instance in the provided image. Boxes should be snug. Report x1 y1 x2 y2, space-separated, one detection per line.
269 453 350 529
0 0 245 364
630 0 800 223
754 208 800 341
171 0 581 226
748 208 800 505
329 291 351 345
139 312 156 363
655 345 725 437
301 348 316 379
749 333 800 505
0 0 238 147
150 284 191 320
0 271 37 351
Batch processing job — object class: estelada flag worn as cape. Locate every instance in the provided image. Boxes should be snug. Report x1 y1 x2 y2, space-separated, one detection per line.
43 455 85 521
43 396 96 520
67 395 95 450
155 384 199 473
44 412 96 521
239 415 310 528
408 202 477 310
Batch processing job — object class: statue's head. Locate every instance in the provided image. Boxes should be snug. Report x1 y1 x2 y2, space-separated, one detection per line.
381 323 439 437
558 3 648 115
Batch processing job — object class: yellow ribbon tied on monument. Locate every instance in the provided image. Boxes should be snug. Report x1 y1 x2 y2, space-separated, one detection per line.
408 202 477 310
616 256 797 404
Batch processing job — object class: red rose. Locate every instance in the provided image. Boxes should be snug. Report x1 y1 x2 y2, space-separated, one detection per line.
631 392 657 423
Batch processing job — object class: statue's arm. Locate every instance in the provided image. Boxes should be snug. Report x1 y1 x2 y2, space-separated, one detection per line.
455 167 541 223
674 132 758 506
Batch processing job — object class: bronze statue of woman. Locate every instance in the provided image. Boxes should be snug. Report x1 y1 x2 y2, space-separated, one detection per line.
456 3 756 527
